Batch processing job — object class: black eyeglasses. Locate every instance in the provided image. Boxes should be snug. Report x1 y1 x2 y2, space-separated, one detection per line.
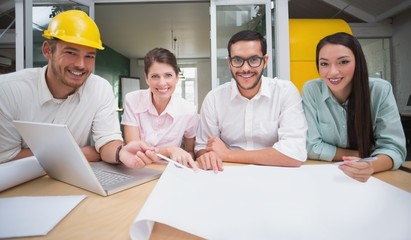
229 56 265 68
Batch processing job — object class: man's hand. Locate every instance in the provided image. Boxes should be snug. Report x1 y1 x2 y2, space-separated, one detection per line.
206 137 230 162
119 140 156 169
196 151 224 173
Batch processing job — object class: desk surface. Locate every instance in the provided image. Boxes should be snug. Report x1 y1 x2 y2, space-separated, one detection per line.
1 161 411 240
401 161 411 173
400 110 411 117
402 161 411 168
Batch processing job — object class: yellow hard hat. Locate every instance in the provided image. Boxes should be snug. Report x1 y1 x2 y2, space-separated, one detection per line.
42 10 104 50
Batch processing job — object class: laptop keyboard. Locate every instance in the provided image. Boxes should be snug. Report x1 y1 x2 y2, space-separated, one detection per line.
93 168 132 186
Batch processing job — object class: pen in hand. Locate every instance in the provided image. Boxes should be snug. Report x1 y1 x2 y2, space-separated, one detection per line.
155 153 196 172
350 157 378 163
334 157 378 165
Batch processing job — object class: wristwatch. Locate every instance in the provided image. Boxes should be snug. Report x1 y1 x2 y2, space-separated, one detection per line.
115 145 123 164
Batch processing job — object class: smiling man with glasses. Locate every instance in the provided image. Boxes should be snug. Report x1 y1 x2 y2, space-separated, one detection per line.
195 30 308 172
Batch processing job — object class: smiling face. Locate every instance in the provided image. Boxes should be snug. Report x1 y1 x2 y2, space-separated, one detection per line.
228 40 268 99
318 43 356 103
146 61 178 104
43 40 96 98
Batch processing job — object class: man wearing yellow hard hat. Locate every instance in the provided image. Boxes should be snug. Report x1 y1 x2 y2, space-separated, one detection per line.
0 10 155 167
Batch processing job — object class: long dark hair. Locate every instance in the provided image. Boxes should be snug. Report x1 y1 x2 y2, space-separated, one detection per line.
316 32 375 157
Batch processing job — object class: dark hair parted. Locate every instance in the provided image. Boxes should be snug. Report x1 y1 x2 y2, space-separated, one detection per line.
144 48 179 76
316 32 375 157
227 30 267 57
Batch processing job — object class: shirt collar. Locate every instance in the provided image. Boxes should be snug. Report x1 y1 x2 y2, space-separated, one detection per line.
230 79 240 100
132 89 155 114
134 89 178 119
321 80 332 102
38 66 54 105
229 76 270 101
320 80 348 106
259 76 271 98
38 65 84 105
163 95 179 119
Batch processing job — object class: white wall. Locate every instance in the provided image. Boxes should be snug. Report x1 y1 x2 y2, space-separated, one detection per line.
130 59 145 88
351 11 411 113
392 7 411 112
358 38 391 82
196 60 212 111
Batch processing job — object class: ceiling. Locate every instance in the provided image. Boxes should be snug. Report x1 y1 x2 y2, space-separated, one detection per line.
94 0 411 60
95 1 211 60
1 0 411 60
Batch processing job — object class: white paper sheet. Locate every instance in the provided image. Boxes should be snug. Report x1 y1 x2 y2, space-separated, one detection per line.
0 156 46 192
0 195 86 238
130 164 411 240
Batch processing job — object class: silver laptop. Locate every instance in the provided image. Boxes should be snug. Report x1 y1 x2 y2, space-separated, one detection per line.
13 120 162 196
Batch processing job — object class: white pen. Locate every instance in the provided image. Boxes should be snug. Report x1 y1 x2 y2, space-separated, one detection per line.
352 157 378 162
334 157 378 165
155 153 193 171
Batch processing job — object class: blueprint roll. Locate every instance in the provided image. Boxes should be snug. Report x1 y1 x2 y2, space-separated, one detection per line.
0 156 46 192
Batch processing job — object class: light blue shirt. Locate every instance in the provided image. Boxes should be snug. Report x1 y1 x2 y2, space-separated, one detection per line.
302 78 406 169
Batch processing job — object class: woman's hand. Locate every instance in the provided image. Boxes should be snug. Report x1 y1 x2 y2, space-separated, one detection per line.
338 156 375 182
154 146 199 170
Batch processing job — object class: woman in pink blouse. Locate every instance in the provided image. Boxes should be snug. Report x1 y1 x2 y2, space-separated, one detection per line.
121 48 199 168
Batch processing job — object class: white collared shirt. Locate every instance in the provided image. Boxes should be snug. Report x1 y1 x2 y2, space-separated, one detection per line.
195 76 307 161
0 66 122 162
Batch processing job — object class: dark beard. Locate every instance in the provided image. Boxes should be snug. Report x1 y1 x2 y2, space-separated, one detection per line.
231 70 264 91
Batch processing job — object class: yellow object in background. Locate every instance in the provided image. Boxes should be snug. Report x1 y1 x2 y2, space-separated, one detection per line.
289 19 352 92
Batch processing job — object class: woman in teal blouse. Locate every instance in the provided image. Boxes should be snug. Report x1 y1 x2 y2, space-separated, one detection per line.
302 32 406 182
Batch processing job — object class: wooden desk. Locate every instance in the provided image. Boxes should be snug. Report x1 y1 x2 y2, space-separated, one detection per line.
400 161 411 173
1 161 411 240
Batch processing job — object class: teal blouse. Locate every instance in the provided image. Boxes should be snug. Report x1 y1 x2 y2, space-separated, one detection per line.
302 78 406 169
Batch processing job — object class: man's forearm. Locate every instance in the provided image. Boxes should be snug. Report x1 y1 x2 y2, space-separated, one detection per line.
100 140 123 164
12 148 33 160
